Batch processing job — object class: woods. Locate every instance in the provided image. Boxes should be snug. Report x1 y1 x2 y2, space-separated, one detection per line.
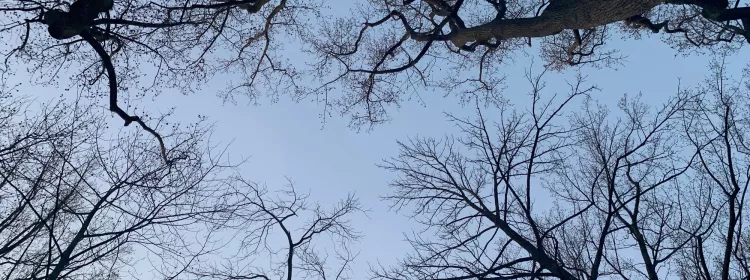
1 0 750 279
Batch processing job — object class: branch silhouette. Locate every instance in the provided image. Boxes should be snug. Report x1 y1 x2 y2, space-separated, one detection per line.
80 30 175 164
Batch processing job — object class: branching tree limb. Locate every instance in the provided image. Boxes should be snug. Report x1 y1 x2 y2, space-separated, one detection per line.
80 30 174 164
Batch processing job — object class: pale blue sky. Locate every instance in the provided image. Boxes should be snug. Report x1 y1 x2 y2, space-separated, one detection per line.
136 33 748 276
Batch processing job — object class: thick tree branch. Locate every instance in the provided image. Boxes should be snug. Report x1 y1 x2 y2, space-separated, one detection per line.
91 18 205 28
434 0 663 46
79 30 173 164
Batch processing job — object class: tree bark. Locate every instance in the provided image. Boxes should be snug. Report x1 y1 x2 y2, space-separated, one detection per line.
444 0 664 46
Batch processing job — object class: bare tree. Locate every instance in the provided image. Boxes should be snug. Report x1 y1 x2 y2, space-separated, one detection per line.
373 69 602 280
305 0 750 125
372 62 750 280
670 59 750 280
0 95 239 280
1 0 749 130
0 94 364 280
183 178 363 280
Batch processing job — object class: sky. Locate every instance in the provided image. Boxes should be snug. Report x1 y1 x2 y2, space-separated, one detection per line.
8 2 750 278
132 34 750 277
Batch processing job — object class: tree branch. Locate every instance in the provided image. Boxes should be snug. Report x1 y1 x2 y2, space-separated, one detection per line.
79 30 174 164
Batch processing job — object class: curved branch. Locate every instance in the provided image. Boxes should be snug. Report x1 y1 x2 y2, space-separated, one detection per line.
79 30 174 164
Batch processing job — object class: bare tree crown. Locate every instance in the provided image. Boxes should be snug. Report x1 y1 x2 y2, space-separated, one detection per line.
1 0 748 130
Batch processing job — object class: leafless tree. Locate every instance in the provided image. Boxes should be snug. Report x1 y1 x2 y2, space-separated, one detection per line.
0 94 238 279
305 0 750 126
0 94 363 280
182 178 363 280
670 59 750 280
372 61 750 280
2 0 749 130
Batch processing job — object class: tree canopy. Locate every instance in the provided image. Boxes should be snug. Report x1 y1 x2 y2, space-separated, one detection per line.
1 0 749 130
0 96 363 280
373 61 750 280
3 1 750 279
